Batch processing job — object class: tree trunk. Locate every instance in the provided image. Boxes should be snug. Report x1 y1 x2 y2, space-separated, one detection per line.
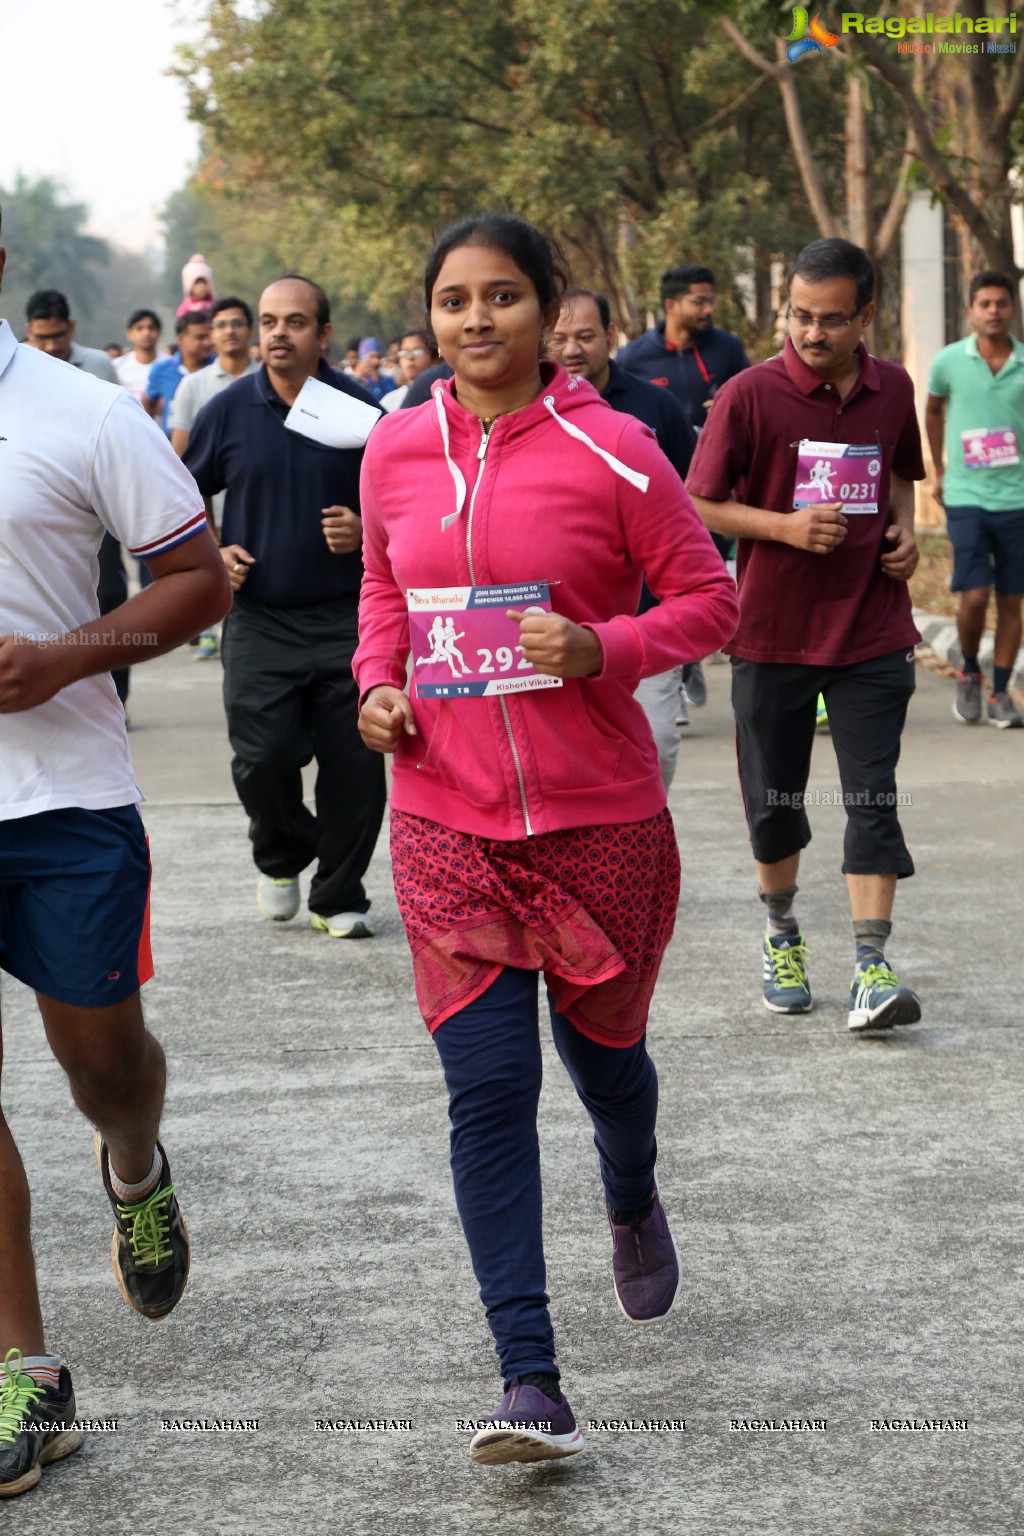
844 72 871 252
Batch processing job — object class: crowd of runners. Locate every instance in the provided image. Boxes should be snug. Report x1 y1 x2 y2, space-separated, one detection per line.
1 205 1022 1490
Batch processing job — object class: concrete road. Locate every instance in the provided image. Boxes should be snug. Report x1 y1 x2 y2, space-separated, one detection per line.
3 645 1021 1535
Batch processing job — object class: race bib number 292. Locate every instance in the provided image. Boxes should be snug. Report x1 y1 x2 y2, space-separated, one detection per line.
407 581 564 699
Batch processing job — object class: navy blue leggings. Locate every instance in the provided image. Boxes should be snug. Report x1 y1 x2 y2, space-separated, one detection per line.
432 965 659 1384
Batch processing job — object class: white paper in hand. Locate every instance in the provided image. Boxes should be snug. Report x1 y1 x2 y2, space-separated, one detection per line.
284 376 381 449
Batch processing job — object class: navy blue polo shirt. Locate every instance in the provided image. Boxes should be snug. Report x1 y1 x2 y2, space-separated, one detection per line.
402 360 454 409
616 322 749 430
601 359 705 616
183 362 380 609
601 359 697 481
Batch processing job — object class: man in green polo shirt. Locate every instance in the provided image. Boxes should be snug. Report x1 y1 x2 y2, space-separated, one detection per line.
926 270 1024 728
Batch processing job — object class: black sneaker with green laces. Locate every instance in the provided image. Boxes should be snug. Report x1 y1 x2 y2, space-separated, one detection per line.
95 1135 190 1320
0 1348 84 1498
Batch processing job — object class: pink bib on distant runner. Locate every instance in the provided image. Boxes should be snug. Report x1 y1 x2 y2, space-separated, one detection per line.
961 427 1020 469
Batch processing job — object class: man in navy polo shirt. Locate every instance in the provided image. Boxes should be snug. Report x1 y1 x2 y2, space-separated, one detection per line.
619 264 748 703
548 285 700 786
687 238 924 1036
184 275 386 938
617 264 749 434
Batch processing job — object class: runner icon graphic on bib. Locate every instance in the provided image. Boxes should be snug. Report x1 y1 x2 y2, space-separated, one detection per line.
794 439 881 514
408 580 564 699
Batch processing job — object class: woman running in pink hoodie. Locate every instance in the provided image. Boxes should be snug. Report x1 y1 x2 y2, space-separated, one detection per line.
355 215 738 1467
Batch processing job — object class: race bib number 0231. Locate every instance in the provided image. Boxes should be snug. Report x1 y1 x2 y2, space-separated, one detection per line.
793 439 882 515
407 581 564 699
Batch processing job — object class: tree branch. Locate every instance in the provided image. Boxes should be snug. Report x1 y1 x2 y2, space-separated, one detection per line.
719 17 780 78
995 39 1024 140
853 33 1003 260
720 20 836 236
874 125 915 262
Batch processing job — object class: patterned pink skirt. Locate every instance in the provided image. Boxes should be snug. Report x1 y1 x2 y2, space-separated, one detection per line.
390 808 680 1048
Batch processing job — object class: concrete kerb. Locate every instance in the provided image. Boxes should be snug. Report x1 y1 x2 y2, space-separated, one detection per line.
913 606 1024 689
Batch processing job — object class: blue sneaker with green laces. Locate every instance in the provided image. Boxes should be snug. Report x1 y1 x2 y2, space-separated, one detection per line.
848 961 922 1032
762 933 812 1014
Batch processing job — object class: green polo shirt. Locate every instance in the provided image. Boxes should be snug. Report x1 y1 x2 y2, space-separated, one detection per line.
927 333 1024 511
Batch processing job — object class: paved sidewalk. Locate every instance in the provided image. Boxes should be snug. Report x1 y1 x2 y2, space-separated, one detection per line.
4 646 1021 1534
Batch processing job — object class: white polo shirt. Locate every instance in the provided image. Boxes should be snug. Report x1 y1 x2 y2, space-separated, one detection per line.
0 319 207 822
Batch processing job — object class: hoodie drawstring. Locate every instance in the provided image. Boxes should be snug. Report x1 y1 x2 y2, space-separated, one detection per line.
434 386 468 532
542 395 650 492
432 384 650 533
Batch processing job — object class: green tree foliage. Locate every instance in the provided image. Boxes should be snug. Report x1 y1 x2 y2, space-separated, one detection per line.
0 174 111 329
177 0 852 343
161 170 400 345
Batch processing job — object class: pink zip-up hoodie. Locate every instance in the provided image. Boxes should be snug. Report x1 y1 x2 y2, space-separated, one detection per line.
355 363 739 839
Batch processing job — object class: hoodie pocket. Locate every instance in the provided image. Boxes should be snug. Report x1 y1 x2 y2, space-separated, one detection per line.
514 683 634 792
408 702 507 804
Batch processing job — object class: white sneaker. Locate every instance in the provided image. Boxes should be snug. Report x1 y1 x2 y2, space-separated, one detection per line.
257 875 300 922
311 912 375 939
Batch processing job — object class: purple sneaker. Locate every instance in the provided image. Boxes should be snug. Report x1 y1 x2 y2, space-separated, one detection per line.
469 1379 585 1465
608 1190 681 1324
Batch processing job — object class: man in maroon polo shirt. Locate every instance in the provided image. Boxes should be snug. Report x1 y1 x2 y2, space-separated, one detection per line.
687 238 924 1034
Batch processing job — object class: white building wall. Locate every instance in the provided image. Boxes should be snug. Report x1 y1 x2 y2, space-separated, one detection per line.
901 191 946 527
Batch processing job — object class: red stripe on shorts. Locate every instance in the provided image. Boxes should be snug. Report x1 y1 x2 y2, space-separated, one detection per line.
137 837 155 987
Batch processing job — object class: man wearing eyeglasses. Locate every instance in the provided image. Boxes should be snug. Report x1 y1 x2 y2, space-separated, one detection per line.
617 264 749 435
24 290 119 383
379 329 438 412
169 297 259 659
687 237 925 1036
169 296 258 458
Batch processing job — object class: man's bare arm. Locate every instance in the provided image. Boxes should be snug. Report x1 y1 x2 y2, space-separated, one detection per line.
690 495 848 554
924 393 946 501
0 530 231 713
880 473 920 582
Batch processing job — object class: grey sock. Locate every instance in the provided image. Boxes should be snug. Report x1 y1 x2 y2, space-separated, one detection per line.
760 884 799 938
853 918 892 966
19 1354 63 1389
109 1146 162 1202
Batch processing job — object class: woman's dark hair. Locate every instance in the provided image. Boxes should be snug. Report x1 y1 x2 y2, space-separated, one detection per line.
424 214 570 318
787 237 875 311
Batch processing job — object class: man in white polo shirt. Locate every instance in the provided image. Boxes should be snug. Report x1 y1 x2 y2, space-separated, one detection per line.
0 214 230 1497
24 288 130 705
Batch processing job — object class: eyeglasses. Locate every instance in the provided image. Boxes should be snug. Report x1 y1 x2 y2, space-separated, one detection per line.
786 306 862 334
28 328 70 344
212 318 248 330
397 347 428 359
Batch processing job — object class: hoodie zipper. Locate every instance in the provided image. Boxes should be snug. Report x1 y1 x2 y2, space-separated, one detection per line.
466 422 534 838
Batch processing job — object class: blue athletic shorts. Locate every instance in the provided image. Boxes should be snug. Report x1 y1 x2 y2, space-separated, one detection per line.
0 806 153 1008
945 504 1024 594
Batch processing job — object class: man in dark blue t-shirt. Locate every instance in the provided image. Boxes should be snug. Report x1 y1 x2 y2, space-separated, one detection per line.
184 275 385 938
548 285 708 788
616 263 749 433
